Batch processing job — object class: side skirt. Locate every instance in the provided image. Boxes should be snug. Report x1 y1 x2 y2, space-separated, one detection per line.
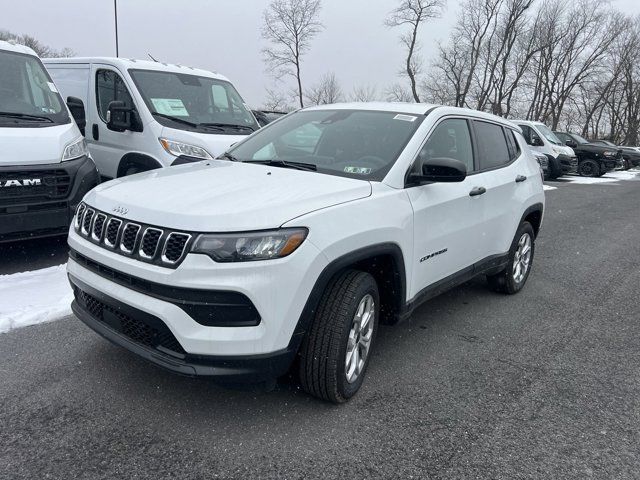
399 253 509 321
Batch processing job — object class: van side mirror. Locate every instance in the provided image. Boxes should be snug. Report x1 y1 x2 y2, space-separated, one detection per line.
107 100 142 133
531 135 544 147
409 157 467 185
67 96 86 136
565 140 577 148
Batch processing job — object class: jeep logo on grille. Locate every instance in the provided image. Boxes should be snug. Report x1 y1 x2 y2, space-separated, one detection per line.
0 178 42 187
112 205 129 215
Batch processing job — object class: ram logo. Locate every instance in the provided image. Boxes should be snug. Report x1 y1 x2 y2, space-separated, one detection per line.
0 178 42 187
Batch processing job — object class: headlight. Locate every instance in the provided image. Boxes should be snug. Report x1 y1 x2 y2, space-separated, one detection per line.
602 150 616 157
159 137 213 160
192 228 308 262
62 137 89 161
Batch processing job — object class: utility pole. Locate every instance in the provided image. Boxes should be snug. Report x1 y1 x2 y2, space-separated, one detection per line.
114 0 119 57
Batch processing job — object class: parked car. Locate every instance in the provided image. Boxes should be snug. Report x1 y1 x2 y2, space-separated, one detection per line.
67 102 545 403
531 150 550 178
590 140 640 170
44 57 260 179
553 131 622 177
513 120 577 179
0 41 99 243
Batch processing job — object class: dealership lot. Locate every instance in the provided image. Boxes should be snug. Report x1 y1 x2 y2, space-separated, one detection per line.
1 171 639 478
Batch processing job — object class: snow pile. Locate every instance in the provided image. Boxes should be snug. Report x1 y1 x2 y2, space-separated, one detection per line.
562 169 640 185
0 264 72 334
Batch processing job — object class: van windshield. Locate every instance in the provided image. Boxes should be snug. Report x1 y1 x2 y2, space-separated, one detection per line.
0 49 69 127
129 69 259 135
536 124 563 146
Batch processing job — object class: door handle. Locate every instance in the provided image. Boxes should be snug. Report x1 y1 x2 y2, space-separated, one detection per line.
515 175 527 183
92 124 99 141
469 186 486 197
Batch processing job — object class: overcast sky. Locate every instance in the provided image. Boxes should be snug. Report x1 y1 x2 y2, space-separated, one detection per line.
2 0 640 107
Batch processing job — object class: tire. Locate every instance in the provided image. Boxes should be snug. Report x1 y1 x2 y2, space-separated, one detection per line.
298 270 379 403
124 165 141 177
578 159 600 177
487 222 535 295
624 159 631 171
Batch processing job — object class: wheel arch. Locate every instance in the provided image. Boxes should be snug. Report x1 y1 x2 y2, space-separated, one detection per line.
288 242 407 354
520 202 544 238
117 153 163 178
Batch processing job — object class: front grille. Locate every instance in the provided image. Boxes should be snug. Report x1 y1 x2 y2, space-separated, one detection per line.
74 287 185 355
0 169 72 205
163 233 191 263
140 228 162 258
74 203 193 268
104 218 122 247
92 213 107 241
120 223 141 254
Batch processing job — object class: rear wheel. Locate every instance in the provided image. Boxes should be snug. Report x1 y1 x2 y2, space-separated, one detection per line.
487 222 535 294
578 159 600 177
298 270 379 403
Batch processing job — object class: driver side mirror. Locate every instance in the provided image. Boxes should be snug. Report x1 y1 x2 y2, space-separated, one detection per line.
531 135 544 147
409 157 467 185
66 96 86 136
107 100 142 133
565 140 577 148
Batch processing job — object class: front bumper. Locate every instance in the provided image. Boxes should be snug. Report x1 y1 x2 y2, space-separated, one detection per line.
0 156 99 242
558 154 578 174
69 273 295 381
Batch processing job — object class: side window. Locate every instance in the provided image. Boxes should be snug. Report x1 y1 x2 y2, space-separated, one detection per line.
505 129 521 161
474 121 511 170
96 69 135 122
417 118 474 173
518 124 533 145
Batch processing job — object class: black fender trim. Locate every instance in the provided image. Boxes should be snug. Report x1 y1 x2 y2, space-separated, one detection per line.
519 202 544 238
117 153 162 177
286 242 406 354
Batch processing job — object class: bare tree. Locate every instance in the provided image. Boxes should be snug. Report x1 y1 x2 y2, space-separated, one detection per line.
304 72 343 105
262 0 324 108
384 83 414 102
350 84 379 102
262 86 295 112
385 0 444 102
0 30 74 57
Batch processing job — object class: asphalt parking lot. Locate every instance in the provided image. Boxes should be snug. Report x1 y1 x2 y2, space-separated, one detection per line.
1 173 639 479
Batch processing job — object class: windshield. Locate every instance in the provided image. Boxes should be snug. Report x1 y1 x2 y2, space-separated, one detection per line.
226 109 424 181
0 49 69 127
129 69 259 134
536 124 563 145
571 133 590 144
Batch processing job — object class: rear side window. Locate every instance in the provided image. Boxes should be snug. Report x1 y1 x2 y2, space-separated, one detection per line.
417 118 474 172
474 121 511 170
505 129 521 161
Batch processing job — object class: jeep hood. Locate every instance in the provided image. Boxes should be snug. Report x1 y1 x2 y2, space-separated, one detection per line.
85 160 372 231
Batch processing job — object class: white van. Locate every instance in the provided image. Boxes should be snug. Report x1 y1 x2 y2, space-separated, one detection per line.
513 120 577 179
43 57 260 179
0 41 99 242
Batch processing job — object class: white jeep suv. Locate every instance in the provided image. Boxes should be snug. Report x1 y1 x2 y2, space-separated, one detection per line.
67 103 544 403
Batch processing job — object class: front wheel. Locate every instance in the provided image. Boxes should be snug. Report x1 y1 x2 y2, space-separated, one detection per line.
579 159 600 177
487 222 535 294
298 270 379 403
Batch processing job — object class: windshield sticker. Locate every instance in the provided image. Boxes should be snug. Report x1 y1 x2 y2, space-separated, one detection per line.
151 98 189 117
393 114 417 122
46 82 58 93
344 166 372 175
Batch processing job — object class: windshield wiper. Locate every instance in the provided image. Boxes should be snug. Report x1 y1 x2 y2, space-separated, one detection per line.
245 159 317 172
200 123 256 132
219 152 240 161
0 112 53 122
151 112 199 128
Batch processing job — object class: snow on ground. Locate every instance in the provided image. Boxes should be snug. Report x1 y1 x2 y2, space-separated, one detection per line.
543 185 557 191
560 169 640 185
0 264 72 334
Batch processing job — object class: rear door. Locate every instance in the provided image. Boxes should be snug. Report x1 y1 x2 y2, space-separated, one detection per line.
470 120 525 256
406 117 486 298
